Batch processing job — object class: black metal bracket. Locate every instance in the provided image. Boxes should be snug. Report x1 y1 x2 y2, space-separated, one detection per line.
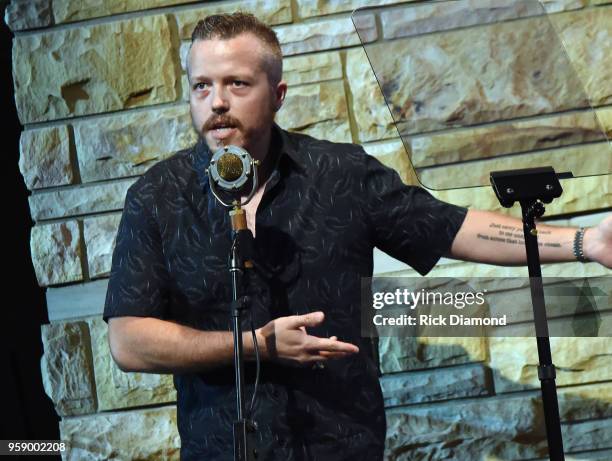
490 166 571 208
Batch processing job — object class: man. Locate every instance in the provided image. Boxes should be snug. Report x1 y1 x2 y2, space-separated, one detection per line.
104 12 611 461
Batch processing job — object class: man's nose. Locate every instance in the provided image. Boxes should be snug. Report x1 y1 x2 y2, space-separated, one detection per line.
211 87 229 113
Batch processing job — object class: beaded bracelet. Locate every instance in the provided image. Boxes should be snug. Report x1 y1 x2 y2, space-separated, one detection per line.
573 227 589 263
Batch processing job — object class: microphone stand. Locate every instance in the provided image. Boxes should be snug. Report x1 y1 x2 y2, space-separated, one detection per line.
229 204 258 461
207 146 260 461
490 166 572 461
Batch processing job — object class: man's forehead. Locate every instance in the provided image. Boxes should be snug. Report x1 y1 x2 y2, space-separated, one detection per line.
190 33 267 62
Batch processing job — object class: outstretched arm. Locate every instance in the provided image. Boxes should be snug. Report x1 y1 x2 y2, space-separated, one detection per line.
449 210 612 268
108 311 358 374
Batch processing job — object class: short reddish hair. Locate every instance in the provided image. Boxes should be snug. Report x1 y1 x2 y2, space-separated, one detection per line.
189 12 283 84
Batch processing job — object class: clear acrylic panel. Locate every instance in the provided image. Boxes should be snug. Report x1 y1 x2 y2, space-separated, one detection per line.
351 0 611 189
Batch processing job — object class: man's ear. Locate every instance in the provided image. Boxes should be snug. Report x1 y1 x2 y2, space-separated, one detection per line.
274 80 287 112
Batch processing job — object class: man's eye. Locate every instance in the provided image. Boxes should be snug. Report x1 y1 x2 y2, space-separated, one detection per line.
232 80 247 87
193 82 209 90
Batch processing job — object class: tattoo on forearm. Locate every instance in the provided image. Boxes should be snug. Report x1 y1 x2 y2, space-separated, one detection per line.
477 233 562 247
488 222 552 233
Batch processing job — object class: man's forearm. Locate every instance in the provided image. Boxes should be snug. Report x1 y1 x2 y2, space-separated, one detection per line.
107 312 359 373
108 316 264 374
450 209 581 265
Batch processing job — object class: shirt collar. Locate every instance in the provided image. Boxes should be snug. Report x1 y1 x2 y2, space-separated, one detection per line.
274 123 306 172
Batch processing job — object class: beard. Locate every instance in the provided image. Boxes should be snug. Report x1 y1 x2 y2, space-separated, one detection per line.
193 114 277 156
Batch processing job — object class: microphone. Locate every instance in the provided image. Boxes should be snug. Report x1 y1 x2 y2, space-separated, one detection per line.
206 145 258 267
206 145 259 208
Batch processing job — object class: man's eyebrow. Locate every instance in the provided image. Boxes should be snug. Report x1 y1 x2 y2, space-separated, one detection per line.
190 75 209 81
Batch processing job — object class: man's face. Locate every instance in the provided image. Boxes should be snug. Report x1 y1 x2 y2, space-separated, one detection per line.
188 33 286 158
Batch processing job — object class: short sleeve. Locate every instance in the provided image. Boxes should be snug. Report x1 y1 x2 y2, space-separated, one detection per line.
363 153 468 275
103 183 171 323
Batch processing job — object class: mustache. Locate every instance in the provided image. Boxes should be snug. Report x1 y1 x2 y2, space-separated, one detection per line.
202 114 243 132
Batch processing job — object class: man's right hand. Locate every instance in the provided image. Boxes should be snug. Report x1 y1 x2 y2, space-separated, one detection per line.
255 311 359 366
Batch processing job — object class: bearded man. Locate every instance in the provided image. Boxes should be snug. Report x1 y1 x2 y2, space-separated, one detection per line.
104 12 612 461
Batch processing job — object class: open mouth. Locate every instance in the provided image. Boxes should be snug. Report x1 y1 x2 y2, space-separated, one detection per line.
210 124 236 140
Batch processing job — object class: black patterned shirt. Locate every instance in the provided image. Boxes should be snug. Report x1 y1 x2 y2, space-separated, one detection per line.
103 125 468 460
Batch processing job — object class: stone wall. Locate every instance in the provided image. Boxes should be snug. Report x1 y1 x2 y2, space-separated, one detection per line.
7 0 611 459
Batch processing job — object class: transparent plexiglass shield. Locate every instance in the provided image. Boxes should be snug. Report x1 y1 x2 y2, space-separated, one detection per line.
351 0 611 189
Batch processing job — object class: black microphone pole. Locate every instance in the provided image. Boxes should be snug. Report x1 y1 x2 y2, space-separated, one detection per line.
207 145 260 461
228 205 258 461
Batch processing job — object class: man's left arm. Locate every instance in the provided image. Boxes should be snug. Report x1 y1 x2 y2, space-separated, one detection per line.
449 210 612 268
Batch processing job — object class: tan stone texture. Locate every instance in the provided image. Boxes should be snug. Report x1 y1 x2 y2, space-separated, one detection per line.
417 142 611 189
596 106 612 136
30 220 83 286
179 41 190 73
283 52 343 86
536 449 612 461
4 0 52 31
46 279 109 322
52 0 193 23
60 406 179 460
364 14 597 136
12 14 178 124
275 14 376 56
537 174 611 217
83 214 122 279
551 7 612 106
278 80 352 143
297 0 417 18
181 73 190 102
41 321 96 416
362 139 419 185
29 178 136 221
546 210 612 228
19 125 74 190
385 394 547 460
490 337 612 392
540 0 588 13
345 47 398 142
411 109 610 168
87 317 176 411
558 382 612 421
74 105 197 183
380 364 490 407
379 336 487 373
175 0 292 39
380 0 587 39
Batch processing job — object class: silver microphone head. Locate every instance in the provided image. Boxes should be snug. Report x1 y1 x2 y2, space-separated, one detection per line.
208 145 253 192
